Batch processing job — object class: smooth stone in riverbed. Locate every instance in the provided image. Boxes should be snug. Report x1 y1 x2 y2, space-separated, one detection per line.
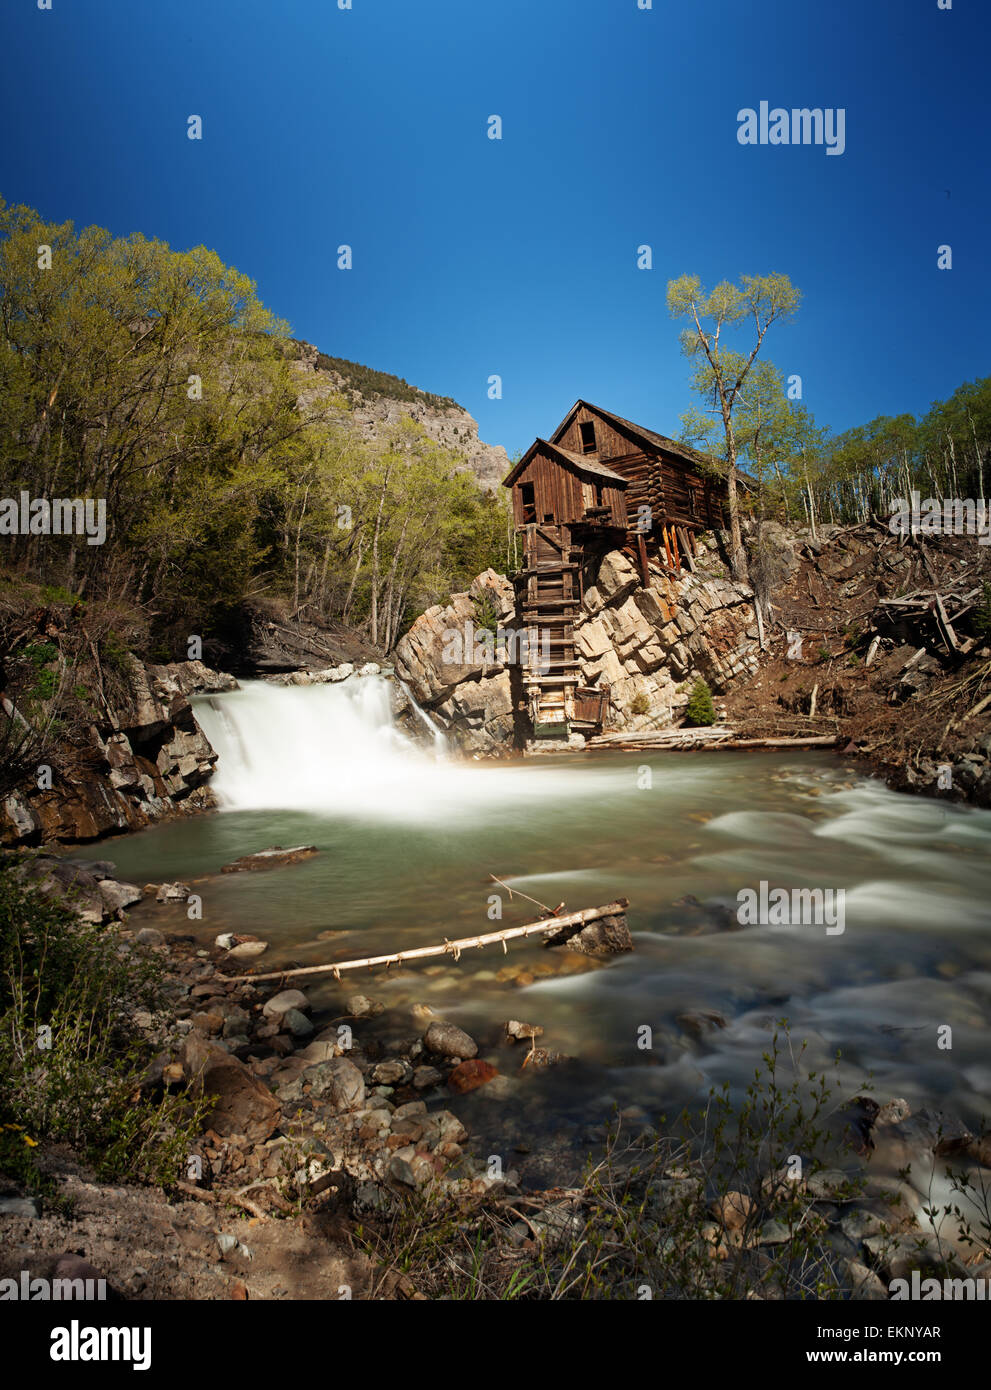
424 1020 478 1059
308 1057 365 1111
372 1059 413 1086
262 989 310 1019
99 880 143 913
346 994 385 1018
448 1059 498 1094
227 940 269 960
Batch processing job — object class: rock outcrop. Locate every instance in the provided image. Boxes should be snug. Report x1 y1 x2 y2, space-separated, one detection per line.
394 540 760 753
289 342 510 493
1 660 231 846
573 541 759 730
394 570 519 753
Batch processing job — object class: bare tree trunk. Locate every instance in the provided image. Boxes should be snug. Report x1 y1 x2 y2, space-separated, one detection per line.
369 463 392 647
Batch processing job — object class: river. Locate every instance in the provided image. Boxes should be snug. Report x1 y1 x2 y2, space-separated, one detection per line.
84 676 991 1181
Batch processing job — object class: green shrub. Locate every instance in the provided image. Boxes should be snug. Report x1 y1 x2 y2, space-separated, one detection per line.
630 691 650 716
685 677 716 726
472 593 499 635
0 859 209 1192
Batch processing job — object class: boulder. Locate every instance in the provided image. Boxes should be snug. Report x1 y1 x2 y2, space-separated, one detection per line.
181 1037 280 1144
544 912 633 957
346 994 385 1018
98 879 143 914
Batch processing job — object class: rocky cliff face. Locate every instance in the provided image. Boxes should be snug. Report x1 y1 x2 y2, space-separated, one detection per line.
289 342 510 492
394 541 760 754
393 570 518 753
1 660 231 846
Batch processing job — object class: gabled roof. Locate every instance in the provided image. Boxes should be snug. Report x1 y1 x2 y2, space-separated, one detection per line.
502 437 630 489
550 399 757 489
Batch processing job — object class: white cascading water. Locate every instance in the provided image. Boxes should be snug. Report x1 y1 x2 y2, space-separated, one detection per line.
192 675 623 825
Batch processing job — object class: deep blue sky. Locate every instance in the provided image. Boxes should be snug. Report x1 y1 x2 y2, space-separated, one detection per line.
1 0 988 461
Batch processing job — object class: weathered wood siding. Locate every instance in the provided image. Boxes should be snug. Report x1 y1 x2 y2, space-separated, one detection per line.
553 403 727 535
510 443 627 529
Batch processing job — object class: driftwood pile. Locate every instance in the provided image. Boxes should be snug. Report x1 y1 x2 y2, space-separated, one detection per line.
873 585 985 662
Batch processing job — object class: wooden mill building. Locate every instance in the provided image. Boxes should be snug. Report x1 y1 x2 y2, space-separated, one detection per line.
503 400 737 740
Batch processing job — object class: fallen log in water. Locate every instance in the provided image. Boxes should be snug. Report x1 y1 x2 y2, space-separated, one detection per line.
225 899 632 983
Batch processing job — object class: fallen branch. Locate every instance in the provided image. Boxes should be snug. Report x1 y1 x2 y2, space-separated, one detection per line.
226 900 631 984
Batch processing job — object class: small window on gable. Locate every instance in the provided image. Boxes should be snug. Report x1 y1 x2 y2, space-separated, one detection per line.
579 421 597 454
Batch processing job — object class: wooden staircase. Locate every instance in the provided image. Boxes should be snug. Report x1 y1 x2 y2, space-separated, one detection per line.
515 523 581 736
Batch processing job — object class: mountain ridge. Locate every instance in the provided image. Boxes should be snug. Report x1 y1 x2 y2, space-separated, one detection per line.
288 340 510 492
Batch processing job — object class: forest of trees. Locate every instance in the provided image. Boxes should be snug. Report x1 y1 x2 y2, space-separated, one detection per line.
680 355 991 533
0 198 510 658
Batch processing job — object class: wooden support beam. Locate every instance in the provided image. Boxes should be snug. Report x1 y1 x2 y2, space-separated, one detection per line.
677 527 696 573
636 531 650 587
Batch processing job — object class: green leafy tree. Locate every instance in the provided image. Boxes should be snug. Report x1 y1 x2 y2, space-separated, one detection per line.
667 273 802 578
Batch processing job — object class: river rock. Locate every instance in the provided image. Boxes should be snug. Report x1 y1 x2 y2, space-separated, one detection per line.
226 939 269 961
307 1057 365 1111
181 1037 280 1144
283 1008 314 1038
155 882 191 902
544 911 633 957
97 879 142 914
371 1059 413 1086
676 1009 728 1041
709 1191 754 1232
262 989 310 1019
447 1059 498 1094
424 1020 478 1060
346 994 385 1018
412 1066 443 1090
504 1019 544 1043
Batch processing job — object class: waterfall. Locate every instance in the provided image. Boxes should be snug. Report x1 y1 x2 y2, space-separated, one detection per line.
397 678 448 751
192 675 621 825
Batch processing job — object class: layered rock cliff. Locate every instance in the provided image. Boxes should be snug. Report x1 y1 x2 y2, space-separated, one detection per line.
2 660 230 846
394 538 761 754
